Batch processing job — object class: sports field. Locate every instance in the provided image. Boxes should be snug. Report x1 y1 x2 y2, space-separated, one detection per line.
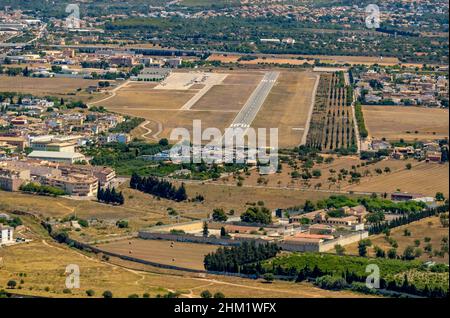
363 106 449 142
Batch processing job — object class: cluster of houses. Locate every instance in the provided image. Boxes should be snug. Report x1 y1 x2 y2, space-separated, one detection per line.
140 205 372 253
0 110 126 197
370 139 447 163
2 47 182 80
0 108 129 156
356 69 448 108
0 159 116 197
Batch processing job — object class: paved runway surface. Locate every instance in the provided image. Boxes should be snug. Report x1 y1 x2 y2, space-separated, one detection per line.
229 71 279 130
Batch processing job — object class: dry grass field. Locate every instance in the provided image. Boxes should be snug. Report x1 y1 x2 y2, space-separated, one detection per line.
191 73 263 111
363 106 449 142
0 217 365 298
207 53 400 66
0 76 106 102
345 162 449 197
97 239 218 271
0 240 364 298
251 71 317 148
102 83 196 110
0 183 347 241
207 54 313 66
342 216 449 264
220 156 418 192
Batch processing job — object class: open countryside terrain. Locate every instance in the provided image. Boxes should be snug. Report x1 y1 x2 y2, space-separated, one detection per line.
342 216 449 264
0 75 107 102
0 216 365 298
363 106 449 142
0 185 347 242
345 162 449 197
97 239 218 271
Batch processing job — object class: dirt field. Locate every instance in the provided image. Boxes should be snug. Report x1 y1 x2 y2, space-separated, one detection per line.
345 162 449 197
251 71 317 148
363 106 449 142
342 216 449 264
0 241 364 298
97 239 218 271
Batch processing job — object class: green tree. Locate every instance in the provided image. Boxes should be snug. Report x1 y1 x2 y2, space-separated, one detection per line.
7 280 16 289
102 290 113 298
435 192 445 201
263 273 275 283
212 208 228 222
202 221 209 238
200 290 212 298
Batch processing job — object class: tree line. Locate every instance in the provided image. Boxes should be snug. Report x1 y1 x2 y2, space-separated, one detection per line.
369 203 449 235
97 186 124 205
130 173 187 202
204 241 279 273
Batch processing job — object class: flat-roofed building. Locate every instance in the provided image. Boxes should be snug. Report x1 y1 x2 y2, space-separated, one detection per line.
58 164 116 186
28 151 86 164
0 136 28 151
0 166 30 191
391 192 423 201
42 173 98 197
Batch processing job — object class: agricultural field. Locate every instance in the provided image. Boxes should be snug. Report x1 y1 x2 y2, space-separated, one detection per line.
342 216 449 264
306 72 357 152
251 71 318 148
363 106 449 142
97 239 218 271
0 75 107 102
345 162 449 197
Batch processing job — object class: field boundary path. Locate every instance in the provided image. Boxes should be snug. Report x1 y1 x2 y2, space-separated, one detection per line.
300 73 320 146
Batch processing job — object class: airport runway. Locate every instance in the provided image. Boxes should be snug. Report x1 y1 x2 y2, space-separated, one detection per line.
229 71 279 130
